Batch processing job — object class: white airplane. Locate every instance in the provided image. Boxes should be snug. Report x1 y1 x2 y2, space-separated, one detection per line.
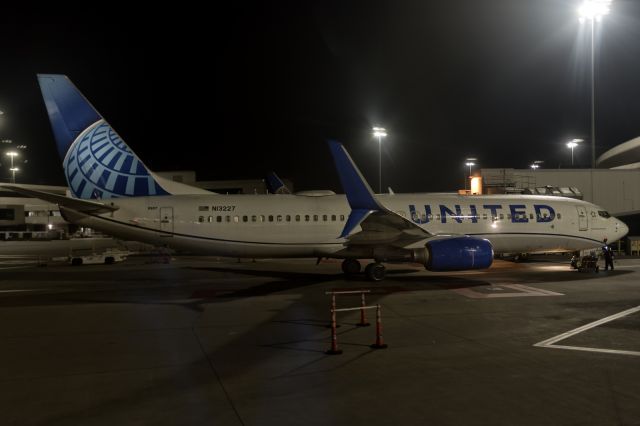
2 74 629 281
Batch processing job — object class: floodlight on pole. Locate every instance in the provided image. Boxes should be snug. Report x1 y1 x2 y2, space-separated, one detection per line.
566 138 583 166
578 0 611 168
578 0 611 22
5 151 18 169
464 158 477 191
372 127 387 193
530 160 544 170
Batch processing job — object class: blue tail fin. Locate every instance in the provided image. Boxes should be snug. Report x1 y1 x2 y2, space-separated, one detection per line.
265 171 291 194
37 74 169 199
328 140 383 238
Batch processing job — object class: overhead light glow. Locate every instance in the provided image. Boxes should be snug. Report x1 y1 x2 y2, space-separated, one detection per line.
578 0 612 22
372 127 387 138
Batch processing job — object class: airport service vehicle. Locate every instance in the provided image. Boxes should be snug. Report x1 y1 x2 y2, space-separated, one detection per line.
69 248 129 266
1 75 629 281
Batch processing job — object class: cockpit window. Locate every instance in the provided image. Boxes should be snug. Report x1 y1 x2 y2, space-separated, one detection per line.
598 211 611 218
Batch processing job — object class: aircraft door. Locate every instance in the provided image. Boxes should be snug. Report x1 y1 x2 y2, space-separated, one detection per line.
576 206 588 231
159 207 174 235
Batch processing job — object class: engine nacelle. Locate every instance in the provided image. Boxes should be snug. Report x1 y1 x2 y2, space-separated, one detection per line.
424 236 494 271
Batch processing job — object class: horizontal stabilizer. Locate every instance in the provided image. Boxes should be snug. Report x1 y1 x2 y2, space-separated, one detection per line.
1 185 118 214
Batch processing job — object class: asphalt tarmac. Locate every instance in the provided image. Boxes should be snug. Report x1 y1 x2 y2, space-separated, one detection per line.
0 255 638 426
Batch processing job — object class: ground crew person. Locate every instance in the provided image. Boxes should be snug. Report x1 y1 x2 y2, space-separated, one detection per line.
602 238 614 271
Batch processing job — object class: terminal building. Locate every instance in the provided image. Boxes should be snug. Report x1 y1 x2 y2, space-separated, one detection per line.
477 136 640 238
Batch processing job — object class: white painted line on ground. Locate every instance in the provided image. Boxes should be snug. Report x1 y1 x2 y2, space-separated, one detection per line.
538 344 640 357
453 284 564 299
0 289 37 293
534 305 640 357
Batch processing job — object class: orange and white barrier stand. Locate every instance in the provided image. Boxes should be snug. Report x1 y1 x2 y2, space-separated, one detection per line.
370 304 388 349
357 292 370 327
326 306 343 355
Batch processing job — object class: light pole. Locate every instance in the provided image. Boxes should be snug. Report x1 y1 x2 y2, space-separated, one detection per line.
566 138 583 166
579 0 611 168
5 151 18 183
372 127 387 193
9 167 18 184
464 158 477 192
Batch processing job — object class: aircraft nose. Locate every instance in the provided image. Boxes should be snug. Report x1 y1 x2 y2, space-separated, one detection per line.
617 219 629 238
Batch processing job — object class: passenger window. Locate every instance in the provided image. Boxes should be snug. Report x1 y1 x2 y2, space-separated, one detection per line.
277 215 282 222
208 216 213 223
428 214 433 220
259 215 264 222
305 215 310 222
295 215 300 222
251 215 257 222
225 216 230 222
529 213 534 220
591 211 596 217
435 214 441 221
331 215 336 221
216 216 222 223
286 215 291 222
482 213 487 220
198 216 204 223
507 214 511 220
323 215 327 221
268 215 274 222
499 214 504 220
340 215 345 221
313 215 318 221
557 213 562 219
233 216 239 223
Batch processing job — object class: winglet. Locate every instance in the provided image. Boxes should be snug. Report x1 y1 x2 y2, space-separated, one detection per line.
328 140 382 210
328 140 383 237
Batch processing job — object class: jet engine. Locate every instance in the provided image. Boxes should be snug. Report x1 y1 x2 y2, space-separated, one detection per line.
414 236 494 271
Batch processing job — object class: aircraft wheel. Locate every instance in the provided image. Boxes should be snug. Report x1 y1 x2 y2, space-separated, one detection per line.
341 258 361 275
365 263 386 282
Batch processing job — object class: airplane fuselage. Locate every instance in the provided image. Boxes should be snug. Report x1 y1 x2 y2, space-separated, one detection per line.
62 193 626 259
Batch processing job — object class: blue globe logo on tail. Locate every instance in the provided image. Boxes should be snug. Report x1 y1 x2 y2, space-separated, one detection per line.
64 120 168 199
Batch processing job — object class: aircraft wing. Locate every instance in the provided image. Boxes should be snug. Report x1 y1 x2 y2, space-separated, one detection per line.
1 185 119 214
328 141 431 248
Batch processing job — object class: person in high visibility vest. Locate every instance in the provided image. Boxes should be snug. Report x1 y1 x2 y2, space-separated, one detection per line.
602 238 615 271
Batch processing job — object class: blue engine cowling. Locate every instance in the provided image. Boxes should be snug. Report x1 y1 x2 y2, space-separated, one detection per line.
425 236 493 271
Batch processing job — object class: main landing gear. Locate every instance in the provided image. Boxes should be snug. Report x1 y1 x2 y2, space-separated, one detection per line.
341 259 386 281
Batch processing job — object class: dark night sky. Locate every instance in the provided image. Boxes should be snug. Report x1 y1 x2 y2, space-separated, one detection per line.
1 1 639 193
